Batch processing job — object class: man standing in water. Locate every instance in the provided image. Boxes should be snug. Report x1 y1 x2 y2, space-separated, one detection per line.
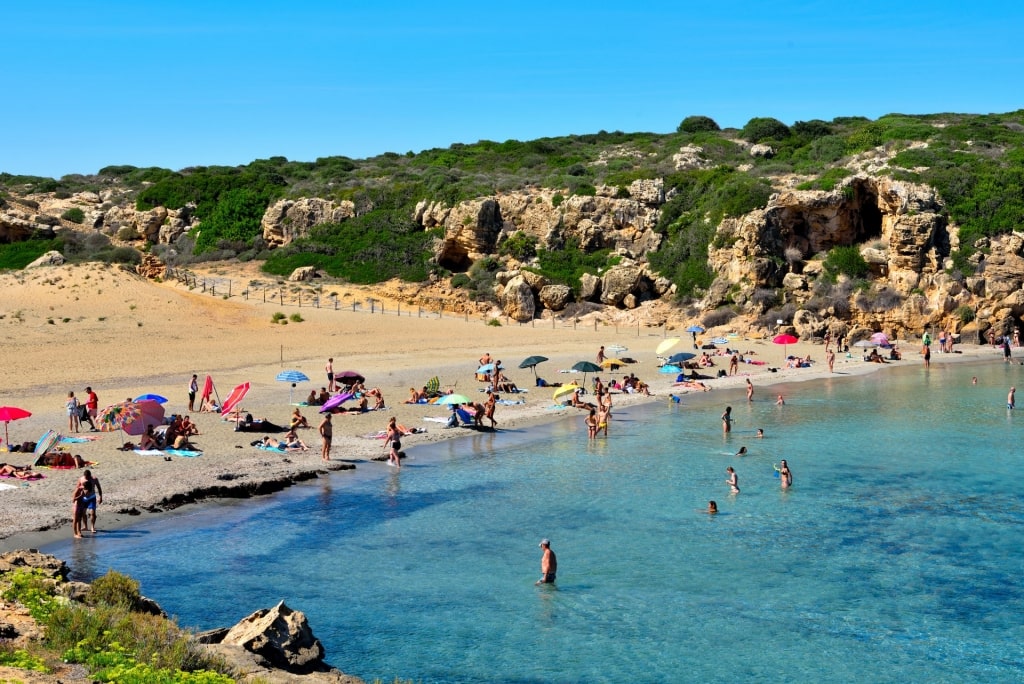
536 539 557 585
1008 387 1015 410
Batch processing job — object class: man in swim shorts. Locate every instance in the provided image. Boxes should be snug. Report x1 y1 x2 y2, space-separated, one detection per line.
536 539 557 585
1008 387 1015 410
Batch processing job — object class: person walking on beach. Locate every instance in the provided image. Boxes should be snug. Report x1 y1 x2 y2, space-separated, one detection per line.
1008 387 1016 410
77 469 102 534
827 349 836 373
746 378 754 402
729 354 739 376
725 466 740 494
66 391 80 433
484 391 498 428
721 406 733 434
536 539 557 585
82 386 98 431
319 413 333 462
1015 329 1021 349
188 374 198 411
597 346 605 364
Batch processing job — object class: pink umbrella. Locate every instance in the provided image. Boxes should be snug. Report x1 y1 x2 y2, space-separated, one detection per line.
123 400 165 437
0 406 32 447
221 382 251 416
772 333 799 360
870 332 890 347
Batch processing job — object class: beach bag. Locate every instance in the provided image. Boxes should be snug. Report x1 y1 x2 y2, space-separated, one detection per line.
717 369 727 378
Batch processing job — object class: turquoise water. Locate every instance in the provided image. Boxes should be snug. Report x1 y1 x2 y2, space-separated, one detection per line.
48 361 1024 683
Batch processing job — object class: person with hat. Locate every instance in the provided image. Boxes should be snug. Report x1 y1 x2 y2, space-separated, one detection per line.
535 539 557 585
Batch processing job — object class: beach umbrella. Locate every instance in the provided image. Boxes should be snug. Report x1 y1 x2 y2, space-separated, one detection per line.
870 332 890 346
134 393 168 404
336 371 365 386
518 355 549 378
221 382 250 417
319 392 354 413
607 344 628 354
96 401 143 437
772 333 799 359
476 363 496 375
124 400 165 436
276 370 310 403
656 338 680 355
667 352 696 365
436 393 472 406
571 361 602 388
601 358 624 369
31 429 60 466
552 384 579 402
0 406 31 447
685 325 706 333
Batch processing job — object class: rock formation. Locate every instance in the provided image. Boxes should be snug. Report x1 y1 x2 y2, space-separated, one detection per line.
262 198 356 248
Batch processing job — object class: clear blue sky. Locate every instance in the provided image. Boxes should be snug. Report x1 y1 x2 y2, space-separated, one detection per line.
4 1 1021 178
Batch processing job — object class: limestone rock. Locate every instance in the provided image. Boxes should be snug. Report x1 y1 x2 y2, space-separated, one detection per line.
579 272 601 302
750 144 775 158
25 250 65 269
672 145 710 171
600 265 642 307
519 270 548 291
262 198 356 248
434 199 504 271
0 550 69 580
499 275 535 322
782 272 807 291
792 310 824 338
628 179 664 205
221 601 326 674
136 253 165 279
539 284 573 311
289 266 318 282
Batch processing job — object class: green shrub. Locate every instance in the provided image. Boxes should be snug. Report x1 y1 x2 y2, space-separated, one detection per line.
955 305 976 323
741 117 791 143
450 273 471 288
552 194 564 207
499 231 538 261
61 207 86 224
0 238 63 270
0 646 49 672
271 312 286 323
531 238 618 297
86 570 141 610
678 115 721 133
823 246 870 280
289 313 304 322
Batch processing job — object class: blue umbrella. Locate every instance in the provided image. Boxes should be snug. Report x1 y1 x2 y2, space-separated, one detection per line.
135 393 168 404
686 325 706 333
276 370 310 403
667 352 696 365
276 370 310 383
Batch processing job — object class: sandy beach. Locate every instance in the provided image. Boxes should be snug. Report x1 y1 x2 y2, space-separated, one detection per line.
0 262 1004 551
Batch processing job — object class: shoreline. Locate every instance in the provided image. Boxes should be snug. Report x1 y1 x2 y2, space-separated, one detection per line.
0 264 1010 553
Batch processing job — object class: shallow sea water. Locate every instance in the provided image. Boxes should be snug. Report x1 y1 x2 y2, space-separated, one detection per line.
48 360 1024 683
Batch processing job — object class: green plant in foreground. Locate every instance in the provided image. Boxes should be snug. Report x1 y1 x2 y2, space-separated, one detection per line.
289 313 304 323
271 312 286 324
61 207 86 224
0 646 49 672
1 569 58 622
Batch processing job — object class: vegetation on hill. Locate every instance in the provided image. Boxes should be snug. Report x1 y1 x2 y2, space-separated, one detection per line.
3 110 1023 299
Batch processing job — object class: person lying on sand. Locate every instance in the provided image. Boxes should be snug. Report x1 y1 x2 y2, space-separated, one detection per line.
0 463 38 479
261 436 308 452
674 380 712 391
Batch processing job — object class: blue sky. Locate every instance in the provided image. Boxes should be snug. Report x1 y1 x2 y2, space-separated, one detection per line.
4 1 1021 178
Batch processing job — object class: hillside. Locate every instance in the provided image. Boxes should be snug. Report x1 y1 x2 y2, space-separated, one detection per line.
2 110 1024 340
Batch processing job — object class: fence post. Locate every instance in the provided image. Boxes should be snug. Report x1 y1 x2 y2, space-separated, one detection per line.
263 288 266 304
211 284 216 297
298 293 301 308
228 280 232 298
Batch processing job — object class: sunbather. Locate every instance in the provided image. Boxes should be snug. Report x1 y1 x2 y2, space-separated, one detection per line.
0 464 36 479
290 408 310 429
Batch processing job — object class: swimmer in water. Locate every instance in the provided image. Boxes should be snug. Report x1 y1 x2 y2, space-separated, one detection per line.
706 500 718 514
725 466 739 494
736 446 748 456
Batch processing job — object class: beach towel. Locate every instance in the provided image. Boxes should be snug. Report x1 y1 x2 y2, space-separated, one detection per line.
0 483 18 491
546 404 569 410
424 417 451 423
497 399 525 405
164 449 203 458
60 435 102 443
133 449 165 456
256 444 287 452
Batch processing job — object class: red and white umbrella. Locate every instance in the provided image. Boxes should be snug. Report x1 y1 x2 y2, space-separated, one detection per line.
221 382 250 416
0 406 32 447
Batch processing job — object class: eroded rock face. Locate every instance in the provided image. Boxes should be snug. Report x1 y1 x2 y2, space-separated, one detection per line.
221 601 325 674
539 284 573 311
26 250 65 268
262 198 356 248
600 265 643 307
500 275 536 322
289 266 318 282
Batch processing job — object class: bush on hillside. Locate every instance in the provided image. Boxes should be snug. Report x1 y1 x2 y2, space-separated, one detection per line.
678 115 721 133
741 117 791 143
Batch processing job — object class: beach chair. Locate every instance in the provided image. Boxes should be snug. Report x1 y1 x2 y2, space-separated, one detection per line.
425 376 442 399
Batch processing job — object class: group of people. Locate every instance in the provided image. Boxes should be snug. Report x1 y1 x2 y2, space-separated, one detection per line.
65 387 100 433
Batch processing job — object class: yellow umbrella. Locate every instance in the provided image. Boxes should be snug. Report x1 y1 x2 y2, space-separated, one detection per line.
601 358 625 369
656 338 681 355
552 384 579 401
